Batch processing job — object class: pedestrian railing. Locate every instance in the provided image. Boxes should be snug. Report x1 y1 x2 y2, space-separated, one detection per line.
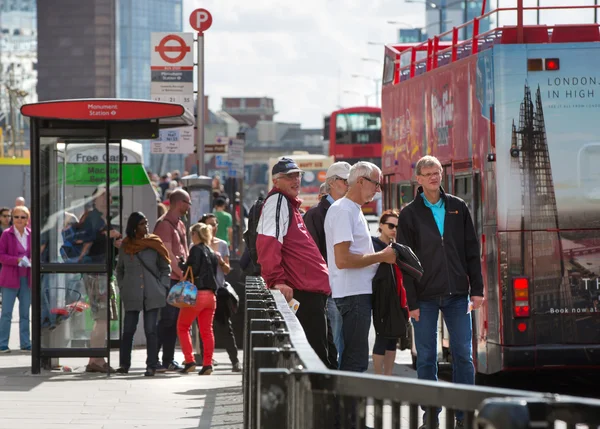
243 276 600 429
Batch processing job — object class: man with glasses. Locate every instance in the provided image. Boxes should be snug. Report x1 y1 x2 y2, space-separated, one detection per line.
304 161 351 366
153 189 191 372
256 157 338 369
324 161 396 374
396 155 483 429
0 208 11 235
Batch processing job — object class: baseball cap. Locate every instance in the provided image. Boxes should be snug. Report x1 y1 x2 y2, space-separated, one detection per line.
272 157 304 176
326 161 351 180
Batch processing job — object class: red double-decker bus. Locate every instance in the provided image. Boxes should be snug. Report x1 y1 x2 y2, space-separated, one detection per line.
323 106 382 214
382 1 600 375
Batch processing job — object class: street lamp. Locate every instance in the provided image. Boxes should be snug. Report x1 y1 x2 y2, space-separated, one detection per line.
352 74 382 107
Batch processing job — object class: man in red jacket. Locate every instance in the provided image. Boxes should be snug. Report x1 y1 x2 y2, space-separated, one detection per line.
256 157 337 369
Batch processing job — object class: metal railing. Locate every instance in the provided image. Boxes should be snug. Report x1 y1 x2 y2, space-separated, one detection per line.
243 276 600 429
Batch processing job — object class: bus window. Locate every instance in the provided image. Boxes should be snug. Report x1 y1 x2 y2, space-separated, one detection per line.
335 112 382 145
454 175 473 215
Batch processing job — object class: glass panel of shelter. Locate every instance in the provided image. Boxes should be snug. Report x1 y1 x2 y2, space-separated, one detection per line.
38 137 122 352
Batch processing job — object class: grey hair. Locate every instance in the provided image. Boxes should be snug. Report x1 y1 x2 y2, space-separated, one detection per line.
415 155 442 176
348 161 381 186
319 182 329 194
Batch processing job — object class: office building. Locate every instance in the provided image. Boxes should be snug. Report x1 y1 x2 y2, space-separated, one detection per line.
425 0 489 40
1 0 37 151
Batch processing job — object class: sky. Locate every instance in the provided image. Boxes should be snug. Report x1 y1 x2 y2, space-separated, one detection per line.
181 0 598 129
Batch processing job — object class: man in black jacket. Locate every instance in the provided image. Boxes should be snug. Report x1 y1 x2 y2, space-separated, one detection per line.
397 155 484 429
304 161 350 365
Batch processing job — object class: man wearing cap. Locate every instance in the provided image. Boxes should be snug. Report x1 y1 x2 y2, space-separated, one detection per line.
304 161 351 365
256 157 338 369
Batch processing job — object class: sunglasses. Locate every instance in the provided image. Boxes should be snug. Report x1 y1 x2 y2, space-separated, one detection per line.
13 216 28 220
384 223 397 230
361 176 382 188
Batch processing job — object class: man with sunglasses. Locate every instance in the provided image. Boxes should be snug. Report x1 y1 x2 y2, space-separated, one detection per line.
256 157 338 369
304 161 351 366
0 208 10 235
153 189 191 372
396 155 483 429
324 161 397 374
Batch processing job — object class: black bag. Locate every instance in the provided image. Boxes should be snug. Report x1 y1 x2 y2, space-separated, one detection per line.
242 192 292 276
242 195 265 276
215 281 240 323
372 264 409 339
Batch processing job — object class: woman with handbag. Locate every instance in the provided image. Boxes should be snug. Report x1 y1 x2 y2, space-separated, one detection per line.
177 222 219 375
115 212 171 376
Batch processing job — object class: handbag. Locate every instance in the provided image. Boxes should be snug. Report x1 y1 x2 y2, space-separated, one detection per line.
167 266 198 308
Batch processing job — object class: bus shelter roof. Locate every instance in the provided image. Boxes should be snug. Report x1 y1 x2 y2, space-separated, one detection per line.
21 99 194 128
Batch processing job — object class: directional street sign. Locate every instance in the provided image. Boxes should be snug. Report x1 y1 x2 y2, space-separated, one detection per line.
150 32 194 154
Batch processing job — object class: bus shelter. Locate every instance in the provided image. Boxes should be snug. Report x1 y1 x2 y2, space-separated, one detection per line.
21 99 194 374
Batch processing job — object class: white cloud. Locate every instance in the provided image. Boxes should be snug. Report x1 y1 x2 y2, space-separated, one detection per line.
183 0 598 127
183 0 425 127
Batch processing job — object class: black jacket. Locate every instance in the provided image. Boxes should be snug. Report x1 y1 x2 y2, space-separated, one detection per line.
396 187 483 310
303 195 332 262
184 243 218 292
371 237 408 339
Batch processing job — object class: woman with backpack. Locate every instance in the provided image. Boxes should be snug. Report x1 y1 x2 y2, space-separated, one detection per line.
115 212 171 376
177 222 219 375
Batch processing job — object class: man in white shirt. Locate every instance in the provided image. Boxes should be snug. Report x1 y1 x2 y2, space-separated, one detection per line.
324 161 396 373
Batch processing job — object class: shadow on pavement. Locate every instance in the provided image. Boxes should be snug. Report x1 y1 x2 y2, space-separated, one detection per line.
178 385 243 429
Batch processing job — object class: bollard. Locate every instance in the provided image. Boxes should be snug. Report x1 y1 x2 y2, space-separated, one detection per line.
251 347 283 429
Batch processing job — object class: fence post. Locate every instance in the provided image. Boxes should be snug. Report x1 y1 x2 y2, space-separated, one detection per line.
251 347 283 429
258 369 292 429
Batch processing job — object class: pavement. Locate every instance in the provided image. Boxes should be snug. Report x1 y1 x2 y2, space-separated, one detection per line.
0 313 243 429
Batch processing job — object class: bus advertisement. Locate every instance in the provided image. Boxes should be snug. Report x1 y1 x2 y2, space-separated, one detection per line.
268 153 334 211
382 3 600 374
324 106 382 215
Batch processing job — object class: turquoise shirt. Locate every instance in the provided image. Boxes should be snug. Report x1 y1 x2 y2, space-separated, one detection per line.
421 193 445 237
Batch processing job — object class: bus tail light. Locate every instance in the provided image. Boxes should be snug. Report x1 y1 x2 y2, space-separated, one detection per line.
513 277 530 318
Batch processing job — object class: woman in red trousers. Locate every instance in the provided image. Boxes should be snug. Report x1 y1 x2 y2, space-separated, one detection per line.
177 222 218 375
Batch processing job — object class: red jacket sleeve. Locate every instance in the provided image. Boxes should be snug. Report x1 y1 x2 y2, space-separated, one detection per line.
256 194 289 288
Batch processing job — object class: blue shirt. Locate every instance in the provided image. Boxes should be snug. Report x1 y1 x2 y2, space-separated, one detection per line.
326 194 335 205
421 193 445 236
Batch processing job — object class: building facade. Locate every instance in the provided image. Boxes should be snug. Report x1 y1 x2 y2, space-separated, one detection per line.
425 0 489 40
222 97 276 129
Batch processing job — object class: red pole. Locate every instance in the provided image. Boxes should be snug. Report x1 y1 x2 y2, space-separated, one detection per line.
472 17 480 54
452 27 458 62
410 47 416 78
481 0 486 16
517 0 524 43
433 36 439 69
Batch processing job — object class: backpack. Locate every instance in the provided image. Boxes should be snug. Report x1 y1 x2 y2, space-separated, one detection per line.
242 192 292 276
243 195 266 276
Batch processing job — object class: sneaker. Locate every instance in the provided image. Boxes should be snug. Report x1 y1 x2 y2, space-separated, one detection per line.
198 365 213 375
20 346 31 352
179 361 197 374
0 348 10 354
144 368 156 377
115 367 129 374
154 365 168 373
418 423 439 429
232 362 242 372
455 420 464 429
167 361 184 371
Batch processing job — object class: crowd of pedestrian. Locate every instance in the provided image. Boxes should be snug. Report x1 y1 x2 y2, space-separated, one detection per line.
0 171 243 379
256 155 484 429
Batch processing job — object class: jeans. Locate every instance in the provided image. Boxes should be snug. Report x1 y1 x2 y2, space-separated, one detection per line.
294 289 338 370
178 290 216 366
0 277 31 350
158 279 180 367
334 294 372 373
412 294 474 422
214 317 239 365
120 308 160 370
327 296 343 366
